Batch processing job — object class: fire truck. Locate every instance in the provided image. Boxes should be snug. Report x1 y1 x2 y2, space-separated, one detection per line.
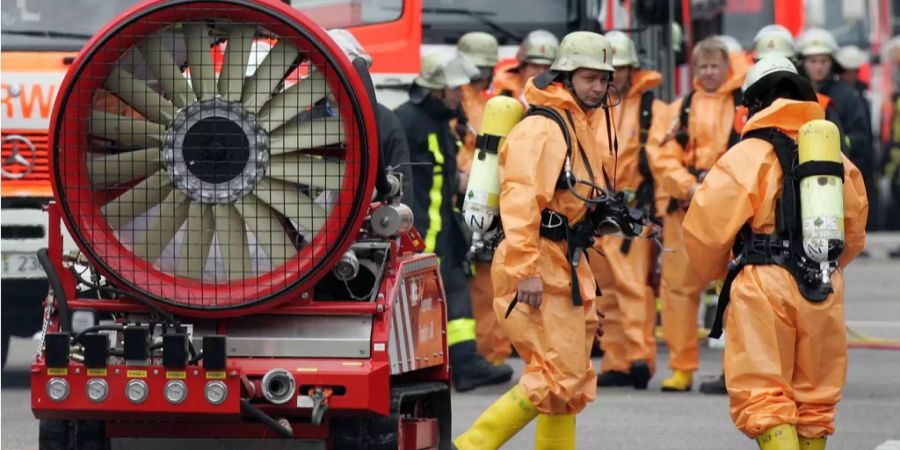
0 0 421 368
29 0 451 448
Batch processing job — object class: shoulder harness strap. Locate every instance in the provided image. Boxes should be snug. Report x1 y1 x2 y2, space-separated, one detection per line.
525 105 577 190
675 91 695 148
726 89 744 148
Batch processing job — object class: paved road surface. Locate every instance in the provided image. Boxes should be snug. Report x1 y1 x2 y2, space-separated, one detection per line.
3 258 899 449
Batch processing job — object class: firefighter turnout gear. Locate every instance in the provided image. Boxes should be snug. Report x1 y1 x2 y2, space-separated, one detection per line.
648 52 744 386
589 65 666 389
683 97 868 440
396 51 513 392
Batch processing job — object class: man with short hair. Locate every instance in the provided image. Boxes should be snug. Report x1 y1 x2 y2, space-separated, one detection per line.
649 36 745 392
589 30 667 390
455 31 615 449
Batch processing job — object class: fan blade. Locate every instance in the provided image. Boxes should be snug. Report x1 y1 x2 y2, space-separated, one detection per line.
184 23 216 101
140 34 195 108
91 110 166 148
89 147 162 188
132 189 190 264
233 195 297 265
175 202 214 279
267 154 344 190
241 39 300 114
257 71 329 132
252 178 327 234
269 117 344 155
217 25 256 102
213 203 252 280
105 67 176 124
102 171 171 229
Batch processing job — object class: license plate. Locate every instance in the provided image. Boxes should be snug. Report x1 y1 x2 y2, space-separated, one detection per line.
1 252 45 278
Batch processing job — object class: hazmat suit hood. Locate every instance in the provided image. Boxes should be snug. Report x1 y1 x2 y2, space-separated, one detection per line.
727 51 750 88
523 77 600 119
742 98 825 140
627 69 663 98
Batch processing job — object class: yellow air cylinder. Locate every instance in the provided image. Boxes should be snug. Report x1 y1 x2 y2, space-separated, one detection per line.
462 96 525 249
797 119 845 263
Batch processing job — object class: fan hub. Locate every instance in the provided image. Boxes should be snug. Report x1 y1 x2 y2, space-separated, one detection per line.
164 98 268 204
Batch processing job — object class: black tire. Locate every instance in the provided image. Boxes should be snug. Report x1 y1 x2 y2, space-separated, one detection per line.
331 383 452 450
38 420 108 450
74 421 109 450
38 420 72 450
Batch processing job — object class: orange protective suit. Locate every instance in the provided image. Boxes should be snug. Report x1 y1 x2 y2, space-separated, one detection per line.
492 79 606 415
683 99 868 439
648 68 744 373
457 84 488 174
492 59 526 103
458 83 513 363
588 70 668 375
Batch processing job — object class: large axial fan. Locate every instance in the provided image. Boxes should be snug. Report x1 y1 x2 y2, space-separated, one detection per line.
51 0 376 315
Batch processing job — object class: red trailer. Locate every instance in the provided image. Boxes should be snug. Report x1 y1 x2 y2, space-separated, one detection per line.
30 1 452 448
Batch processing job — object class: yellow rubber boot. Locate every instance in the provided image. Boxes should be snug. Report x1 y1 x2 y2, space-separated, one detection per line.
756 424 800 450
660 370 693 392
799 436 826 450
535 414 575 450
454 385 538 450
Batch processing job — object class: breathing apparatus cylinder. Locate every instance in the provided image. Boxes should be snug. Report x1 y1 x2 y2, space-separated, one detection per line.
462 96 526 258
797 120 845 268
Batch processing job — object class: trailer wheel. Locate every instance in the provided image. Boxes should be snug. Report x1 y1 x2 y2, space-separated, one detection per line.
38 420 108 450
38 420 72 450
331 382 452 450
74 421 109 450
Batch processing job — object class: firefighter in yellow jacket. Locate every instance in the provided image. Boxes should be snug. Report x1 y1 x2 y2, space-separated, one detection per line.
648 36 745 391
455 31 615 450
684 56 868 449
588 30 667 390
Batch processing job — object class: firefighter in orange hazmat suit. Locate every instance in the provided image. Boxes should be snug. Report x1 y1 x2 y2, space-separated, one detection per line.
492 29 559 105
648 36 745 392
455 31 615 450
588 30 667 390
455 31 513 365
684 56 868 450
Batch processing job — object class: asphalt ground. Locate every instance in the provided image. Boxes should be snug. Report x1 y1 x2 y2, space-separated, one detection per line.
3 256 899 450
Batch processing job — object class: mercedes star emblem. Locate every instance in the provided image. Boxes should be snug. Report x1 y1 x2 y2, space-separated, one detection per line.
1 134 37 179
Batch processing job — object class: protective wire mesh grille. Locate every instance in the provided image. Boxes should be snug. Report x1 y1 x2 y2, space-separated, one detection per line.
54 3 368 311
